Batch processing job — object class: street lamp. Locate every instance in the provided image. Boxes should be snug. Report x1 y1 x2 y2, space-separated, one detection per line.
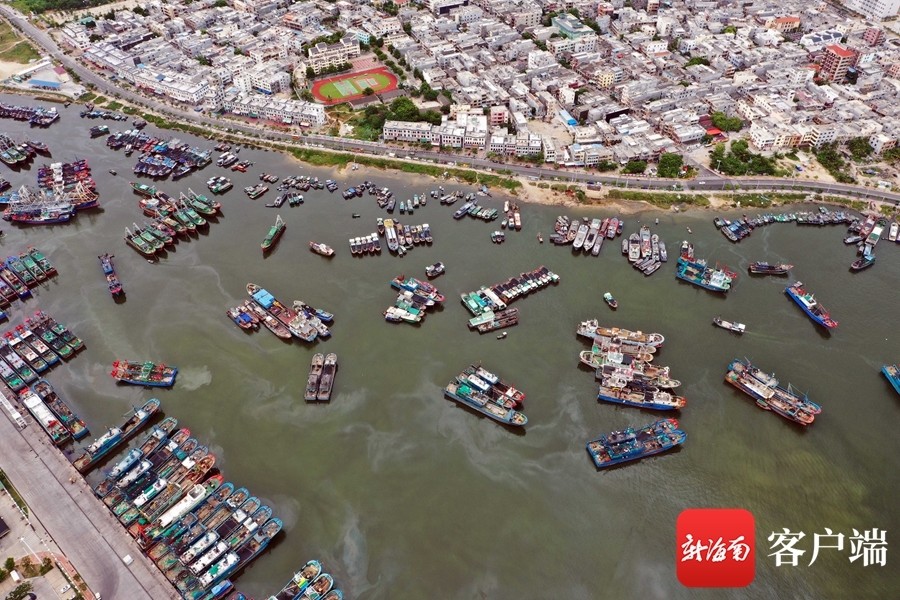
19 536 40 563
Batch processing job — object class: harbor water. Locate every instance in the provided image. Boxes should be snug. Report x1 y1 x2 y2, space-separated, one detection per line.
1 97 898 599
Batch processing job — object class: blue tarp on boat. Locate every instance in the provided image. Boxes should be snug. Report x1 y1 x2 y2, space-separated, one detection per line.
252 289 275 308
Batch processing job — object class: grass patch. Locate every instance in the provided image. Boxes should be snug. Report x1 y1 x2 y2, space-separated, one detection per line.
0 470 28 516
606 189 710 208
0 40 40 63
122 105 138 115
91 95 107 105
734 192 807 208
290 147 521 191
879 204 897 217
78 91 96 102
823 196 866 211
105 100 122 111
141 112 210 137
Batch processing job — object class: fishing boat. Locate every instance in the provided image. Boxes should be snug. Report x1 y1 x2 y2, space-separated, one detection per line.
32 379 88 440
316 353 337 402
300 573 334 600
850 249 875 272
748 262 793 276
268 560 322 600
305 354 324 402
309 241 334 257
425 262 445 278
242 299 292 339
20 387 70 445
577 322 665 347
98 253 124 297
110 360 178 387
261 215 286 253
713 317 745 334
227 305 257 330
586 418 685 469
131 182 157 197
725 359 820 425
785 281 838 329
15 325 57 368
35 311 84 353
124 227 158 258
573 222 589 250
882 364 900 396
597 378 686 410
675 255 735 293
603 292 617 309
443 381 527 427
28 247 57 276
0 339 37 382
72 398 161 472
247 283 308 340
627 233 640 262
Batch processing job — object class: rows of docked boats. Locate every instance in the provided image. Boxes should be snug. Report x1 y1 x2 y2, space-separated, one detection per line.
100 130 212 180
443 364 528 427
277 174 327 192
384 275 445 323
551 215 623 250
304 353 338 402
675 242 737 293
0 102 60 126
461 266 560 318
725 358 822 426
0 133 37 167
81 409 285 599
0 247 58 313
238 283 333 342
80 106 129 122
380 218 433 255
1 182 98 224
622 224 667 275
267 560 343 600
129 185 222 258
452 195 500 222
349 232 381 255
575 322 689 468
845 215 900 271
715 206 854 242
36 159 96 194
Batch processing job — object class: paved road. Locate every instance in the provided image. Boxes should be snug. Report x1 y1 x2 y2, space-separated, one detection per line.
0 399 178 600
4 4 900 207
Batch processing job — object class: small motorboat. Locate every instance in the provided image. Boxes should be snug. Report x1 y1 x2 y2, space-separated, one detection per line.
109 169 117 176
537 232 543 243
712 316 746 334
425 262 445 278
352 213 361 219
603 292 618 310
497 332 508 340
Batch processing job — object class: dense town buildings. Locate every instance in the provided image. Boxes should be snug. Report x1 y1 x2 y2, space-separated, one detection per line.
52 0 900 167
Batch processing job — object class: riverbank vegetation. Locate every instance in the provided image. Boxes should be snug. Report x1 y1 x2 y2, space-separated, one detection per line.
606 189 710 208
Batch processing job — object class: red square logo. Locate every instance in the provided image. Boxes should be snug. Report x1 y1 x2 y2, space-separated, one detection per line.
676 508 755 588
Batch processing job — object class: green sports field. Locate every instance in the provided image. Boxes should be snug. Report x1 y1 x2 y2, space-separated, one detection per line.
313 71 395 102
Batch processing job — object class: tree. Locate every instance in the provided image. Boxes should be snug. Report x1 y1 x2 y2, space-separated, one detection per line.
723 25 737 35
132 6 149 16
373 37 384 47
685 56 710 67
710 111 743 132
413 68 422 81
2 559 11 573
362 87 374 96
306 66 315 79
847 137 873 161
389 97 420 121
212 0 228 6
402 22 412 35
197 56 211 66
623 160 647 174
89 33 103 42
300 90 314 101
657 153 683 178
5 582 33 600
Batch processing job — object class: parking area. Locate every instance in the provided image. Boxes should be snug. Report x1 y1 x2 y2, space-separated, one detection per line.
0 487 78 600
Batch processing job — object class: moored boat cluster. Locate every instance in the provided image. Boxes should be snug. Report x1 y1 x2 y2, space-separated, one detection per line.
675 242 737 293
84 410 285 599
622 224 667 275
551 214 623 250
725 358 822 426
1 183 96 225
268 560 343 600
101 130 212 180
0 311 84 395
381 218 433 256
460 266 559 334
714 205 854 243
36 159 97 195
129 185 222 258
240 283 333 342
384 275 444 324
0 247 59 315
0 102 60 126
304 353 338 402
443 364 528 427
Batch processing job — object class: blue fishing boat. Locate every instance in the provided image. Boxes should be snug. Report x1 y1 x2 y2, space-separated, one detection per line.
882 364 900 396
586 418 685 468
72 398 161 472
443 381 527 427
785 281 838 329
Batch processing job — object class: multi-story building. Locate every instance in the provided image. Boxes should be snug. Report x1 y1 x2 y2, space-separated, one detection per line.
489 106 509 127
869 133 896 154
820 44 856 83
842 0 900 21
551 14 594 40
428 0 468 16
765 16 801 33
383 121 436 144
863 27 885 46
306 36 360 74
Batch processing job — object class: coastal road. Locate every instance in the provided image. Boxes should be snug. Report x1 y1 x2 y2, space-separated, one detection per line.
0 404 179 600
4 5 900 207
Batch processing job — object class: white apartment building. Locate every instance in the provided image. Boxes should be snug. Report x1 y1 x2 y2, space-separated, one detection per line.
223 92 326 126
60 24 92 50
842 0 900 20
307 36 361 74
235 63 291 95
383 121 436 143
547 36 597 58
132 67 210 105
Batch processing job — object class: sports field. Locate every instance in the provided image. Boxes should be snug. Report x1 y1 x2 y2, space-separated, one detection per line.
311 67 398 104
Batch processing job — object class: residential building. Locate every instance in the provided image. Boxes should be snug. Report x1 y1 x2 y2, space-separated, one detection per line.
551 14 594 40
820 44 856 83
842 0 900 20
863 27 885 46
306 36 360 74
428 0 468 16
383 120 436 143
